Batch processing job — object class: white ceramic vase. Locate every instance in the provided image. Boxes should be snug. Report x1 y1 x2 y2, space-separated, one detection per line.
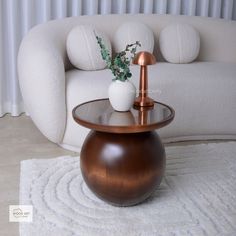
108 80 136 112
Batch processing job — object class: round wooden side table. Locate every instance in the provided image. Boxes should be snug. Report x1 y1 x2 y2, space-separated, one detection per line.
73 99 175 206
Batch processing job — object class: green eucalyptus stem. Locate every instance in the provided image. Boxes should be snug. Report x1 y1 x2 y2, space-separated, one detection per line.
95 34 141 82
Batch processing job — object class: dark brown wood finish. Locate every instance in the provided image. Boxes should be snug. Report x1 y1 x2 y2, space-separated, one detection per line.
72 98 175 206
73 99 175 134
81 131 165 206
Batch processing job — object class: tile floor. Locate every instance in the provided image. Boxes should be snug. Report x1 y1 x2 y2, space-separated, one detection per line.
0 115 74 236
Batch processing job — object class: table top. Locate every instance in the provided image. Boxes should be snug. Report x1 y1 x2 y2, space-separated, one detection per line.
72 99 175 134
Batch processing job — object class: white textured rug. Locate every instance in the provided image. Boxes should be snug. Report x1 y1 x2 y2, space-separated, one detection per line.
20 142 236 236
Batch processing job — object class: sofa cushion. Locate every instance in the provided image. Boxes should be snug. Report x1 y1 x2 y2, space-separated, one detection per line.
113 21 154 54
159 23 200 63
66 25 111 70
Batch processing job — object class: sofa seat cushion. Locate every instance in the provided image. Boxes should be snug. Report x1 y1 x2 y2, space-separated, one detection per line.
63 62 236 148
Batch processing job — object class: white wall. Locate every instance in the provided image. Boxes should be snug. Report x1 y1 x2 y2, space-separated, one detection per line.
0 0 236 116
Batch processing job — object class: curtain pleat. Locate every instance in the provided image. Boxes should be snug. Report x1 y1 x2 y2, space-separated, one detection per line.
127 0 140 14
82 0 98 15
233 1 236 20
167 0 181 15
69 0 82 16
40 0 51 22
0 0 235 117
222 0 234 20
0 0 3 116
154 0 167 14
2 0 23 116
52 0 67 19
209 0 221 18
113 0 127 14
197 0 209 17
21 0 35 36
141 0 153 14
184 0 197 16
100 0 112 15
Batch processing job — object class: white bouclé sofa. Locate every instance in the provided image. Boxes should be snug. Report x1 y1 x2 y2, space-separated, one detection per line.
18 14 236 152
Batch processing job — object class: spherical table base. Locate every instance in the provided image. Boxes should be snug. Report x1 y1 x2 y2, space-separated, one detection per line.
80 130 166 207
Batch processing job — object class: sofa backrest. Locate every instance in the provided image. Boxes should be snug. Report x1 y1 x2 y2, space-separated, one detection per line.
23 14 236 71
24 14 236 71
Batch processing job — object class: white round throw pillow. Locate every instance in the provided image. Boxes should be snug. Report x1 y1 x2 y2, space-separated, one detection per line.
113 21 154 53
159 23 200 63
66 25 111 70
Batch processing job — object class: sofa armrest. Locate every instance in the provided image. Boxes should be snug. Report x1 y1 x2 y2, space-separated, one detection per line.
18 26 67 143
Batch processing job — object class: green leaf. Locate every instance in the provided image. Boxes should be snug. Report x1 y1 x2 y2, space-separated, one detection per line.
95 34 141 81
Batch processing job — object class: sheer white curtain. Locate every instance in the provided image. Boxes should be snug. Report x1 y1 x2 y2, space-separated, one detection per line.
0 0 235 117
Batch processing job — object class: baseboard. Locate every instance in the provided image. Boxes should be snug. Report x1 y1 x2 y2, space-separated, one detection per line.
59 143 82 153
162 135 236 143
